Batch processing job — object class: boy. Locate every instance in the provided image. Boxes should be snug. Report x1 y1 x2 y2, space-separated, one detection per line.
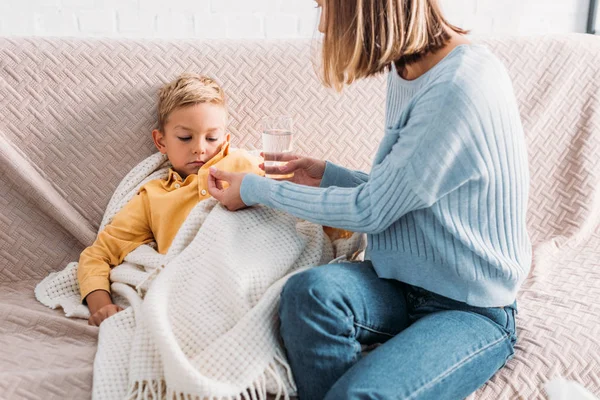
77 73 263 326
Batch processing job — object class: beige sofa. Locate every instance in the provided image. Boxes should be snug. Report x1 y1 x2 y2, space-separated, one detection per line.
0 35 599 399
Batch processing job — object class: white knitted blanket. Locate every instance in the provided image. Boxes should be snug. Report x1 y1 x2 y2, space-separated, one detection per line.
34 152 366 400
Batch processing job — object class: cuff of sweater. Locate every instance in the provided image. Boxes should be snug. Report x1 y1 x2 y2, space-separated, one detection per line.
320 161 361 188
241 173 274 206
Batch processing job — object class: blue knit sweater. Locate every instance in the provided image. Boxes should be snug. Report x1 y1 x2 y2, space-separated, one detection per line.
241 44 532 307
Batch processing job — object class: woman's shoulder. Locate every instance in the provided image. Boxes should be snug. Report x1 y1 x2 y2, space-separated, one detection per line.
434 44 512 95
400 44 515 117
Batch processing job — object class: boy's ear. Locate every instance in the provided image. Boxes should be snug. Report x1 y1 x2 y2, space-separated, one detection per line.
152 129 167 154
225 132 231 143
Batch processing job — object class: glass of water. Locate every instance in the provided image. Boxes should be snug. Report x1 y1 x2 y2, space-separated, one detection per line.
261 115 294 179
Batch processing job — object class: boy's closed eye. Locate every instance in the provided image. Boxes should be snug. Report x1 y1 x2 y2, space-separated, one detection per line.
177 137 219 142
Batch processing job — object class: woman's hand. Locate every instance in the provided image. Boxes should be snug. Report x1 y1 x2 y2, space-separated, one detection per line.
261 153 326 187
207 167 249 211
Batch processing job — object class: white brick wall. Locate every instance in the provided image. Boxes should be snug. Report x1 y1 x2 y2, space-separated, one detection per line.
0 0 592 38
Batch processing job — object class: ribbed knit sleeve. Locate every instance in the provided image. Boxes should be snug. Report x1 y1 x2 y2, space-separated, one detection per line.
241 163 425 234
241 81 483 234
319 161 369 188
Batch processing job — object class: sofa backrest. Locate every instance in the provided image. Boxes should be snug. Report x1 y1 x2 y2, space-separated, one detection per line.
479 35 600 249
0 35 598 282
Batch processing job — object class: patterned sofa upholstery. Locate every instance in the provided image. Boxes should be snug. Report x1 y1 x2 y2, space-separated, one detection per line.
0 35 599 399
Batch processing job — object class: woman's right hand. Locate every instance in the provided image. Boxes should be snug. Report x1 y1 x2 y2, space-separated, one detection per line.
260 153 326 187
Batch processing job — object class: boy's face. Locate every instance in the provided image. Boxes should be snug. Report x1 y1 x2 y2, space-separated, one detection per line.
153 103 230 178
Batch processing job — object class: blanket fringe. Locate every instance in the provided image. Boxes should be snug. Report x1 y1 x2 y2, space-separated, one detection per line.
126 380 167 400
273 348 296 394
125 357 292 400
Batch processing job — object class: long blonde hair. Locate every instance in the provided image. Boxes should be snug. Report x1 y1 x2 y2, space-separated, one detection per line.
320 0 466 90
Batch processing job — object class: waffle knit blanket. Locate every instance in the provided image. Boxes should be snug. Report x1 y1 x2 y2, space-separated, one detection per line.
35 152 366 400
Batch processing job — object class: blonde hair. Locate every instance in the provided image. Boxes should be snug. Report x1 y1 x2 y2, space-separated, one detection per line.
320 0 467 90
157 73 227 131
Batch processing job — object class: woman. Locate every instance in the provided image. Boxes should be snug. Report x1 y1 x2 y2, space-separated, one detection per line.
208 0 531 398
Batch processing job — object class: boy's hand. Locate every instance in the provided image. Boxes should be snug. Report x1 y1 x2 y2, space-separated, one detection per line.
208 167 248 211
88 303 124 327
85 290 123 327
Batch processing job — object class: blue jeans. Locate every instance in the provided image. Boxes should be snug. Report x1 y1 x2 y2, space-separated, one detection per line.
279 262 517 400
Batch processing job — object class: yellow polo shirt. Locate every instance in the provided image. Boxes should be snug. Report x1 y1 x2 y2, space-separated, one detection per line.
77 143 263 302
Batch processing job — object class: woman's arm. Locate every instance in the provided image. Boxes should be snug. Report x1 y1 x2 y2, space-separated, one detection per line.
211 82 481 234
240 83 482 233
241 155 425 234
319 161 369 188
260 153 368 188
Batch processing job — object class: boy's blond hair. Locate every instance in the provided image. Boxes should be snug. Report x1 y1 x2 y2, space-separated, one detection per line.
157 73 227 131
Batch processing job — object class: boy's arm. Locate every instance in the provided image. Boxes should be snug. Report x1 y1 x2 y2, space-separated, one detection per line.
85 290 114 315
77 189 154 310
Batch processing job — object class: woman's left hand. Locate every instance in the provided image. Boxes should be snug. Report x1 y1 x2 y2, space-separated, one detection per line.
207 167 248 211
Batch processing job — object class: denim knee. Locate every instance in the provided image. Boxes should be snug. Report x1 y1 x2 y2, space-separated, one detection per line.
279 267 348 324
281 267 326 308
324 379 361 400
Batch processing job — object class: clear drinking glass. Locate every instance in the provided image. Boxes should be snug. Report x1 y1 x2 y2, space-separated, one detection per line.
261 115 294 179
